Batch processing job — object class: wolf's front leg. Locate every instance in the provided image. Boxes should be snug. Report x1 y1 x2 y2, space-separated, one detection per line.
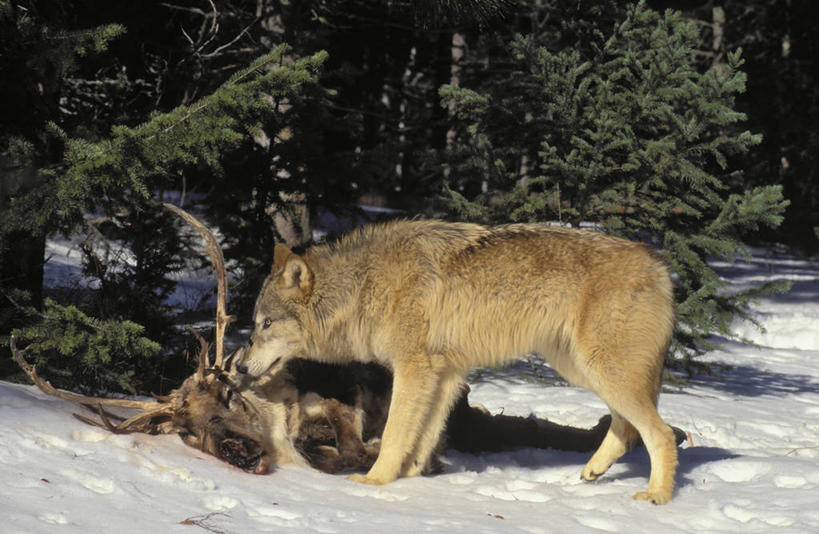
348 354 444 485
402 369 463 477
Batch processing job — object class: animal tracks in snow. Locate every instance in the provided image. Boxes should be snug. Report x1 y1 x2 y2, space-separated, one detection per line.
341 484 410 502
721 503 795 527
58 467 118 494
473 484 551 503
575 515 620 532
202 494 240 511
20 427 94 458
773 474 807 489
71 428 111 443
246 504 302 523
37 512 69 525
709 460 772 483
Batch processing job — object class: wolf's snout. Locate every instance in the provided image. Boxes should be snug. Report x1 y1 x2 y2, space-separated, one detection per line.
235 362 249 374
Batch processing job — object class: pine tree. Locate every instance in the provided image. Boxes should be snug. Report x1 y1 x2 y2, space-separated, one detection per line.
4 45 328 394
3 45 327 232
1 1 126 382
438 1 789 376
10 299 161 394
692 0 819 250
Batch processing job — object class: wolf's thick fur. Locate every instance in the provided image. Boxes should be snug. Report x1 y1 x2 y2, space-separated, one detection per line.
236 220 678 503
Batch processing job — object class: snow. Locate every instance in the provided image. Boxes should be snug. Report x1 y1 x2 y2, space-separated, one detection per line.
3 248 819 533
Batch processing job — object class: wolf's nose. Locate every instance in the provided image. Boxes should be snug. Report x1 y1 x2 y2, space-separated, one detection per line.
235 363 249 374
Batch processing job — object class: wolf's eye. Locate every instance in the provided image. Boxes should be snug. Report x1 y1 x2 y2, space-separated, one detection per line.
263 318 272 329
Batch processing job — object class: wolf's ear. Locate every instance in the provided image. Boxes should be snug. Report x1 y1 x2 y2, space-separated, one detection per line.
277 254 313 300
273 243 293 273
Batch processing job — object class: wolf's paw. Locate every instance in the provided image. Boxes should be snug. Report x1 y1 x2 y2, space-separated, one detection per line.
580 469 599 482
580 463 609 482
347 473 388 485
633 489 671 505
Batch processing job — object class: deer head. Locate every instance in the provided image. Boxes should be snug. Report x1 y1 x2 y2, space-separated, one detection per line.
10 203 273 473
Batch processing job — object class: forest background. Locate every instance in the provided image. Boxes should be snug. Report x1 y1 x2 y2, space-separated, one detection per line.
1 0 816 395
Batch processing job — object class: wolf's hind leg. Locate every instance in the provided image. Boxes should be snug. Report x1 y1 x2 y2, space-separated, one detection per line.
622 402 677 504
348 353 441 485
591 386 677 504
580 410 636 481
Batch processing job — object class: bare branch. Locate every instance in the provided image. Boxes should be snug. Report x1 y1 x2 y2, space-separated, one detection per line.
207 0 218 34
200 17 258 59
179 24 195 47
159 3 209 17
179 512 230 534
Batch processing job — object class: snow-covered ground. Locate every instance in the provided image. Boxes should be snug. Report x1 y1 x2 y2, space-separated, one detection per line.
2 246 818 533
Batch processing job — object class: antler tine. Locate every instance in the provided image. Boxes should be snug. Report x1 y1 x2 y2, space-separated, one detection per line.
186 325 211 380
10 336 158 411
73 403 175 435
107 403 175 434
214 372 260 416
164 203 235 370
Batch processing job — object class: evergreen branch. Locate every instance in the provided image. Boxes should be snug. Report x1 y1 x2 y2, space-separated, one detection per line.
145 45 290 141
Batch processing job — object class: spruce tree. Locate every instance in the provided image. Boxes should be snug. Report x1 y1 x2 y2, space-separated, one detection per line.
11 299 161 394
1 2 127 383
4 45 328 394
438 1 789 376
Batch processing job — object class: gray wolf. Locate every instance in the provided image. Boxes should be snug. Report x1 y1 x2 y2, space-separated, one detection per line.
234 219 678 503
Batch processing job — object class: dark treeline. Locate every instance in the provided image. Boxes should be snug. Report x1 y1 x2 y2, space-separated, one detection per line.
0 1 813 394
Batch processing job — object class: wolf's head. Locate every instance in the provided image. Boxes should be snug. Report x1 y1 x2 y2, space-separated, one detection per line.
235 243 313 379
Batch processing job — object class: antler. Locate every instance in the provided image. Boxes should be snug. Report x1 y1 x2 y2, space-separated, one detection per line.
10 335 160 411
163 203 234 370
73 404 175 434
11 205 236 438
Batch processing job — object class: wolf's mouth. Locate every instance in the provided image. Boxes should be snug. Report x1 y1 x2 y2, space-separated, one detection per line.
218 434 268 474
261 356 283 376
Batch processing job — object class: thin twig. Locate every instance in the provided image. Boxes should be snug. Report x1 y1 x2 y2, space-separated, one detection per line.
785 445 819 456
144 52 280 141
179 512 231 534
201 17 258 59
159 3 209 17
2 291 46 320
207 0 218 34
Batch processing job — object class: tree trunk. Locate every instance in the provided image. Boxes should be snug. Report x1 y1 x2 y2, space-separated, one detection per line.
269 191 312 248
712 5 725 73
443 32 465 182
